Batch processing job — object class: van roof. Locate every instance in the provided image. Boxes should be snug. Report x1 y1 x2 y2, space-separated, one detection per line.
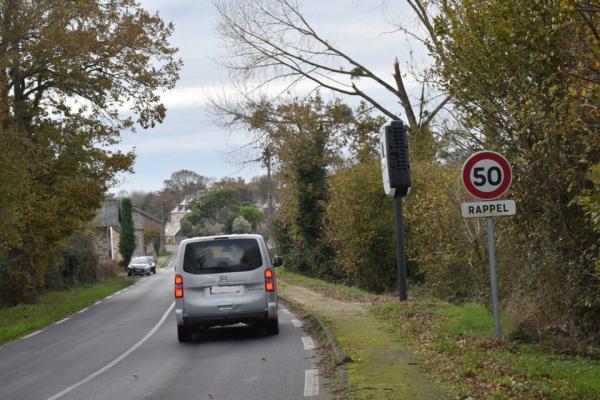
179 234 263 246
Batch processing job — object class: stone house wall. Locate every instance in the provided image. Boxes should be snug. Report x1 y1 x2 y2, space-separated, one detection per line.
91 200 163 261
132 208 164 256
92 226 120 261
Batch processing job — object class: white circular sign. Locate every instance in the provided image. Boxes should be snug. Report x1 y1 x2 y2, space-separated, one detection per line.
461 151 512 200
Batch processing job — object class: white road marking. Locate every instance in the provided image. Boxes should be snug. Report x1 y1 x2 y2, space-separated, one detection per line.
301 336 315 351
304 369 319 397
77 308 89 314
93 301 102 306
105 295 113 300
46 302 175 400
54 317 70 325
291 319 303 328
241 375 260 384
22 330 43 339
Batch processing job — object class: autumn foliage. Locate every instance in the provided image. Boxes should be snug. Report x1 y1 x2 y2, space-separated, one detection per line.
211 0 599 347
0 0 180 305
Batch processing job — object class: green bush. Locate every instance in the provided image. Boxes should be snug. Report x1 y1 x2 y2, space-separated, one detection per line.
0 256 17 307
96 259 121 280
325 159 489 299
325 160 397 292
404 161 490 303
239 205 263 231
45 233 98 289
232 216 252 233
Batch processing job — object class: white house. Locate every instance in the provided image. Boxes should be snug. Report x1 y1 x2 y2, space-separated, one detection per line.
164 197 193 244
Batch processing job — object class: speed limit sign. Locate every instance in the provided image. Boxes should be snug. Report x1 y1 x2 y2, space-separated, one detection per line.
461 150 514 340
461 151 512 200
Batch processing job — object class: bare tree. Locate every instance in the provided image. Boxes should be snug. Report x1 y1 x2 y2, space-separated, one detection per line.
213 0 450 158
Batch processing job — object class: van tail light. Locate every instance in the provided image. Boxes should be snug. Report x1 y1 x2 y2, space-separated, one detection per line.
264 268 275 292
265 281 275 292
174 274 184 298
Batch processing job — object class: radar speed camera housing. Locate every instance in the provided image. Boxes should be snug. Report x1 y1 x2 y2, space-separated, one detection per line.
380 120 411 197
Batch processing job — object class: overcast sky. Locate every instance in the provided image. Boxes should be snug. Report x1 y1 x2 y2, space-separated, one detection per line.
112 0 430 194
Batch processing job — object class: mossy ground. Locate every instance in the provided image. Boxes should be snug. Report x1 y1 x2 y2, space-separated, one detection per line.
278 272 446 399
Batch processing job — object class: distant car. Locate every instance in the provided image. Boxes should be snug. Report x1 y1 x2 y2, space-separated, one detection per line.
174 234 283 343
146 256 157 274
127 257 153 276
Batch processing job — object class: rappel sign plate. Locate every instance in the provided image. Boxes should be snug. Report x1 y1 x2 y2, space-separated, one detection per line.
461 199 516 218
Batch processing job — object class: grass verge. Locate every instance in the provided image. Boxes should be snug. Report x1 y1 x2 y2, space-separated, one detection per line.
0 278 134 345
374 301 600 399
157 252 173 269
279 269 600 399
277 268 378 301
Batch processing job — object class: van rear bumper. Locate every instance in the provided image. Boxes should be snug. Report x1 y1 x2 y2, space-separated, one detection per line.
182 311 269 327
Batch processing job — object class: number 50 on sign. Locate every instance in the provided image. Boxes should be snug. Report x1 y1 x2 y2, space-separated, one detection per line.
461 151 512 201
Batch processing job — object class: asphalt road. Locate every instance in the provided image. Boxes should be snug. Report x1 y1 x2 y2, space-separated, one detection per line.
0 264 329 400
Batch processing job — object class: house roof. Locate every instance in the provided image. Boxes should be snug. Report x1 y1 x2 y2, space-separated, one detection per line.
170 196 196 214
165 220 181 237
132 207 164 225
92 200 120 227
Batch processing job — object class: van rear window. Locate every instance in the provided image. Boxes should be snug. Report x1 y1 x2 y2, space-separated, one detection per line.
183 239 263 274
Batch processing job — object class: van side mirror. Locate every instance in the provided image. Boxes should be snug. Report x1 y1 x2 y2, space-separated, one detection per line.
273 256 283 267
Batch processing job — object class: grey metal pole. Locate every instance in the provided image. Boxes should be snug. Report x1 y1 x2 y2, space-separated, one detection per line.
486 217 501 339
395 196 408 301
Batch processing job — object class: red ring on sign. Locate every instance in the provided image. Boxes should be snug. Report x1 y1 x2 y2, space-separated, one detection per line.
461 151 512 200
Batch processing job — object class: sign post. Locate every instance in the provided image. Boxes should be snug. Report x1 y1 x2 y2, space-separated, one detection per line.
380 120 411 301
461 151 514 340
394 198 407 300
486 216 501 339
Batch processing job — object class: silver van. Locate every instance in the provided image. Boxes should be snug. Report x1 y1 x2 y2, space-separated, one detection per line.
174 234 282 343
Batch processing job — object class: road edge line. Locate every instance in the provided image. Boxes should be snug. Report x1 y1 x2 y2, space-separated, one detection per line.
279 296 349 391
45 302 175 400
22 330 43 339
301 336 315 351
304 368 319 397
291 318 303 327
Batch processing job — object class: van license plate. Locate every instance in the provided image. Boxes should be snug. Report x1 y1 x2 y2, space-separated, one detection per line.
211 285 242 294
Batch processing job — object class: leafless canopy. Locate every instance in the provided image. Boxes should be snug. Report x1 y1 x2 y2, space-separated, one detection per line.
213 0 450 130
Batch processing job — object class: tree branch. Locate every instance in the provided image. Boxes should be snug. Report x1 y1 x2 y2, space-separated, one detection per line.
393 58 418 127
422 95 451 127
351 83 398 120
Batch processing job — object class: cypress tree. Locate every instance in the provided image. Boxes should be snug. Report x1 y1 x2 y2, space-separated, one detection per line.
119 198 135 266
